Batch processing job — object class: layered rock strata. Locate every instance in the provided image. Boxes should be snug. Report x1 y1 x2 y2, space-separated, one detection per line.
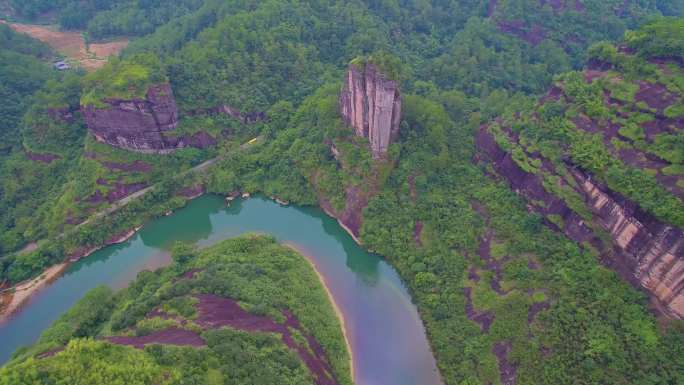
476 128 684 318
83 83 184 153
339 63 401 158
82 84 218 153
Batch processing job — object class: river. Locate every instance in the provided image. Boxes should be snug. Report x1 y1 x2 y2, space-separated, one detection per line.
0 195 441 385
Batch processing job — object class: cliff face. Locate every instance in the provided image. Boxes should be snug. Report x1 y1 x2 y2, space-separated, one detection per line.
82 83 180 153
576 171 684 317
339 63 401 158
476 128 684 318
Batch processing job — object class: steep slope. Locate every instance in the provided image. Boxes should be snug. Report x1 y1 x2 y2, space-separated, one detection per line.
0 23 52 152
476 19 684 317
80 54 182 153
0 236 352 385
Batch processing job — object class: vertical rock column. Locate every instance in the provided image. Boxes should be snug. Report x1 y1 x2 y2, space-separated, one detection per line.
340 63 401 158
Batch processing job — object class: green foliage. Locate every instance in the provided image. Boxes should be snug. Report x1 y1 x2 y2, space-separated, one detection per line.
9 0 203 39
170 241 196 266
0 339 175 385
38 286 115 347
626 17 684 60
353 51 405 83
81 53 167 107
2 4 683 385
3 236 351 385
0 24 53 152
23 73 86 154
664 102 684 118
85 0 204 39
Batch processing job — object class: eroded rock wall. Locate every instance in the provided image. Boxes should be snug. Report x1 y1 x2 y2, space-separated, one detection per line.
82 83 180 153
476 127 684 318
339 63 401 158
574 170 684 317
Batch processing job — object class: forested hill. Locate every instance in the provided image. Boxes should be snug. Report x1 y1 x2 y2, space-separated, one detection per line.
3 0 676 271
0 23 52 152
0 1 675 99
1 2 683 385
0 236 352 385
477 17 684 316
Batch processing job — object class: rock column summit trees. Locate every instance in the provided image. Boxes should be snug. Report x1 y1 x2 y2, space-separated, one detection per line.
339 56 402 158
80 54 183 153
79 54 231 154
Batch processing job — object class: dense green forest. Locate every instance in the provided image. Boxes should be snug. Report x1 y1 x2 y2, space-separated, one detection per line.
1 235 352 385
197 36 684 384
5 0 203 39
0 23 52 152
1 1 683 384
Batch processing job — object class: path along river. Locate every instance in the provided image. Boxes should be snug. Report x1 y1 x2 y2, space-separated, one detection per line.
0 195 442 385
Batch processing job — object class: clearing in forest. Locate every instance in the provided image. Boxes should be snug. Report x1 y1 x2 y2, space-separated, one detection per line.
0 21 127 70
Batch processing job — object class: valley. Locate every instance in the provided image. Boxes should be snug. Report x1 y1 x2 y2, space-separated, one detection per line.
0 1 682 385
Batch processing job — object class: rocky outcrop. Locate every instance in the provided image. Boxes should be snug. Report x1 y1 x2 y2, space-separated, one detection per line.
476 127 684 319
574 171 684 318
213 105 267 124
339 63 401 158
82 83 180 153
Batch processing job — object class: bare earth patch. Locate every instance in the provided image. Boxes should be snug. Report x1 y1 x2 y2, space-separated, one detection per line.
0 21 127 70
102 160 153 173
194 294 341 385
463 287 495 332
88 40 129 58
492 341 517 385
106 293 342 385
0 263 69 323
107 327 205 349
634 81 677 113
25 151 61 164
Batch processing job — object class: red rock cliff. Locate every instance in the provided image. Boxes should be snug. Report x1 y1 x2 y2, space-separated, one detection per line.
339 63 401 158
82 83 180 153
476 127 684 319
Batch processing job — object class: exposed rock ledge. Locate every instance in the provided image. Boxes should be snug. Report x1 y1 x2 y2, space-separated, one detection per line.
82 83 216 153
575 171 684 318
339 62 401 158
476 128 684 319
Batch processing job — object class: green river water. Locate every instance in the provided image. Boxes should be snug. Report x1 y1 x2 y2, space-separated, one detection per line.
0 195 442 385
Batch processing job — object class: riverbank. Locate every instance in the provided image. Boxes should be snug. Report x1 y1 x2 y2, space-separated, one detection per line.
320 205 363 245
0 263 68 324
0 226 142 322
286 243 356 383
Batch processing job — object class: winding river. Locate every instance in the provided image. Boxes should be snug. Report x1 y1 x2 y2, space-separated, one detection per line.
0 195 441 385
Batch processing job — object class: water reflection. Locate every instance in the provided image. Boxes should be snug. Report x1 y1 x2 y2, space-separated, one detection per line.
304 205 380 285
0 195 441 385
140 198 220 249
